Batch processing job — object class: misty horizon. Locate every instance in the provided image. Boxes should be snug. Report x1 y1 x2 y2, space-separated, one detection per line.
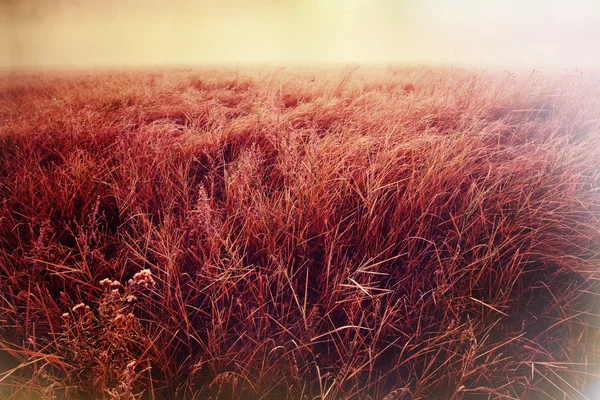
1 0 599 68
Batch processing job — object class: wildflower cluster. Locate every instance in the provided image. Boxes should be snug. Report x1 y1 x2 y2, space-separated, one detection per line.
128 269 155 289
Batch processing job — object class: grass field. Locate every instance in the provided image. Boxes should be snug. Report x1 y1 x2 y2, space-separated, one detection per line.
0 66 599 399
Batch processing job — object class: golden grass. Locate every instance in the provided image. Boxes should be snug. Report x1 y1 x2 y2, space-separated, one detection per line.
0 66 599 399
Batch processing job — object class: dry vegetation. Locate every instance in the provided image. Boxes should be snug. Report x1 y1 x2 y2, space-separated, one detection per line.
0 66 599 399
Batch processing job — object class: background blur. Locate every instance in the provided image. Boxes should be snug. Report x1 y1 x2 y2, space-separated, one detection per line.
0 0 599 68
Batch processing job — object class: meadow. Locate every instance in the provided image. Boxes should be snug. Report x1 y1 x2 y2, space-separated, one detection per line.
0 66 599 399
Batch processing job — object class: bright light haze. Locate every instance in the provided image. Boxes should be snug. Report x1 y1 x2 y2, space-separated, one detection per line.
1 0 598 68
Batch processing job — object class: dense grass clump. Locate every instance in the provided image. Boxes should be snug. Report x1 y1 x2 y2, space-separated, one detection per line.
0 66 599 399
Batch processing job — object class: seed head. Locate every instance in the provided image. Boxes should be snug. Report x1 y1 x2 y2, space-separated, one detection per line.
99 278 112 287
126 295 137 303
129 269 155 288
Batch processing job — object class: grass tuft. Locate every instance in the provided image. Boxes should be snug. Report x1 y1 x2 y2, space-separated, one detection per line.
0 66 599 399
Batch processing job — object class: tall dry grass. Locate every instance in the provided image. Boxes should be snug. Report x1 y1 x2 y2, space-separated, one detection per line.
0 66 599 399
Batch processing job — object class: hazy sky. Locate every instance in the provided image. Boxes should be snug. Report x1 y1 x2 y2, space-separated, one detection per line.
1 0 599 67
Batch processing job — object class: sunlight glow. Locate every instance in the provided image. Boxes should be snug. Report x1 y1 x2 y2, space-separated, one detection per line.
0 0 598 67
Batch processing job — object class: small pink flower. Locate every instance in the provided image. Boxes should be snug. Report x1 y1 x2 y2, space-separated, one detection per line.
101 278 122 288
72 303 86 312
129 269 155 288
99 278 112 287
